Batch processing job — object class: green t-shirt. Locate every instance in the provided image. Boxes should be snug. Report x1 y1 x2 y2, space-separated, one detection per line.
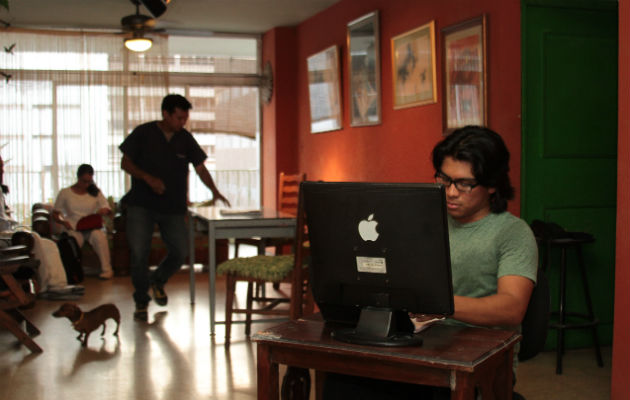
447 211 538 327
446 211 539 370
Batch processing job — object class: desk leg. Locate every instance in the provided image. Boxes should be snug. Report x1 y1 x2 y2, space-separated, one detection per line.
189 212 196 304
451 371 476 400
257 343 279 400
314 371 325 400
491 348 514 400
208 221 216 335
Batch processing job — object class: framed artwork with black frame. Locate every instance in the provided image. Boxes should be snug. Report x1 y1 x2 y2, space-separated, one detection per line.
347 11 381 126
442 15 487 133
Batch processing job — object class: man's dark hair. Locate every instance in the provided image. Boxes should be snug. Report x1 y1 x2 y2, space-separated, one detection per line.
76 164 94 178
432 125 514 213
161 94 192 114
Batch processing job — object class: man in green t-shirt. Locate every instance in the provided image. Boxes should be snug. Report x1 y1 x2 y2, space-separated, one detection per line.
432 125 538 329
324 126 538 399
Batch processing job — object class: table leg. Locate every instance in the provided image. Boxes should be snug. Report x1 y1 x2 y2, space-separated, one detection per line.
209 221 216 335
492 348 514 400
451 371 476 400
189 212 196 304
257 343 279 400
314 371 325 400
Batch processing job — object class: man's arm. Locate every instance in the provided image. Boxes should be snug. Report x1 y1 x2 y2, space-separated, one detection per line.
453 275 534 327
194 163 231 207
121 154 165 195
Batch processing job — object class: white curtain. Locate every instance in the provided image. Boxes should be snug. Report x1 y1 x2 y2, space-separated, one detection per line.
0 29 169 222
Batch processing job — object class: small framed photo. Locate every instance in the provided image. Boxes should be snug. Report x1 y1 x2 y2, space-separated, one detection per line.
347 11 381 126
307 45 343 134
391 20 437 109
442 15 487 133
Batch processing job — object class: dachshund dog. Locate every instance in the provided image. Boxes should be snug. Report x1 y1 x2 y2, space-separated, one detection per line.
52 302 120 347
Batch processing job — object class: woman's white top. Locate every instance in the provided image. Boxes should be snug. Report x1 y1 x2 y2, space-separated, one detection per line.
54 187 110 230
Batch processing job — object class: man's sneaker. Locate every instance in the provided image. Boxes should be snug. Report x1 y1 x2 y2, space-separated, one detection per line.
151 282 168 306
134 303 148 322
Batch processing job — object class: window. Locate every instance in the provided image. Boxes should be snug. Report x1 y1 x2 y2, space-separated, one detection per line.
0 31 261 222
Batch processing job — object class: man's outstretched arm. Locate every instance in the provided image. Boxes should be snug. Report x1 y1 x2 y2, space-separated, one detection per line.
194 163 231 207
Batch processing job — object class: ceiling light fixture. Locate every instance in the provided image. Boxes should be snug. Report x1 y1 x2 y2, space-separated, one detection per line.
124 33 153 52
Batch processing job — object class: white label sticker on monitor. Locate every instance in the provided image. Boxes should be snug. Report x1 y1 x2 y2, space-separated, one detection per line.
356 256 387 274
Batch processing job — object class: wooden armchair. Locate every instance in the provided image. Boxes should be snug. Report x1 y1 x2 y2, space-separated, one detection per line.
218 184 314 346
0 244 42 353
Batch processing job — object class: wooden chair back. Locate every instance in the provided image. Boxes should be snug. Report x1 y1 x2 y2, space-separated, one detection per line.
289 185 313 319
278 173 306 216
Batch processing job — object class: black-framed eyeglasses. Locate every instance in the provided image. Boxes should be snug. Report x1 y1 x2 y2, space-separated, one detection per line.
434 171 479 193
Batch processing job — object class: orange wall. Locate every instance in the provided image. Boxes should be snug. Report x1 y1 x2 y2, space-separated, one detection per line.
287 0 522 214
612 1 629 398
262 27 299 208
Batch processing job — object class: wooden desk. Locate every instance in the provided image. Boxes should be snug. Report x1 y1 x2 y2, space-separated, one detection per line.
188 207 296 335
253 317 520 400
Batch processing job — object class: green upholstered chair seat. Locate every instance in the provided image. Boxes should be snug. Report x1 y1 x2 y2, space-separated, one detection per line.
217 254 296 283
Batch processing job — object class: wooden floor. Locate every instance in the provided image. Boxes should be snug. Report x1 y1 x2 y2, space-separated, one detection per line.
1 262 612 400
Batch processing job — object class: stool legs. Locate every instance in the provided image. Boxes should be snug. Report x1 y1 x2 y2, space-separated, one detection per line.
556 247 567 374
576 246 604 368
552 243 603 374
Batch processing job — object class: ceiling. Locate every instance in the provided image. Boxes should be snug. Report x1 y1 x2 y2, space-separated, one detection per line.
1 0 340 35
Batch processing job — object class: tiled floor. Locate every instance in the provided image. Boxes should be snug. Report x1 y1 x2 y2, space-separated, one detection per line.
1 265 612 400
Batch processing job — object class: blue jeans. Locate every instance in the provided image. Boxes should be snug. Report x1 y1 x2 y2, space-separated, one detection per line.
126 205 189 305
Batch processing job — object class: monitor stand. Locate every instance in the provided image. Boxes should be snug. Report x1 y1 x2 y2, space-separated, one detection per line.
331 307 423 347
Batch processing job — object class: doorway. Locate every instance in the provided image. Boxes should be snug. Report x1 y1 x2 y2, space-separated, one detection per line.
521 1 618 348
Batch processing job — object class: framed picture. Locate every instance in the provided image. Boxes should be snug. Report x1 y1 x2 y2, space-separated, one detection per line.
307 45 342 133
347 11 381 126
442 15 487 133
391 21 437 109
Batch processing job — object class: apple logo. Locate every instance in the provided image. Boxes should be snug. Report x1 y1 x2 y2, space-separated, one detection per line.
358 213 379 241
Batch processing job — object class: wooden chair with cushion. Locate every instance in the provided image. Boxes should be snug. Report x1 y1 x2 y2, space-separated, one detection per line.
0 243 43 353
234 172 306 257
218 184 313 346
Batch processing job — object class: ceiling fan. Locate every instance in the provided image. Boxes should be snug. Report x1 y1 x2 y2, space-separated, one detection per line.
121 0 167 52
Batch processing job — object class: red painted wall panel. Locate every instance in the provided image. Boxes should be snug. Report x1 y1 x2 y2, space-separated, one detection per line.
262 28 277 209
612 1 629 398
262 27 299 208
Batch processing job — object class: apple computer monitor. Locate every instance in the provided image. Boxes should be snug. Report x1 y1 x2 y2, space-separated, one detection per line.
302 181 454 347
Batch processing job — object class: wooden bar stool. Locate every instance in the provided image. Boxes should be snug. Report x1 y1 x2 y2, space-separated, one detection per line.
532 220 603 374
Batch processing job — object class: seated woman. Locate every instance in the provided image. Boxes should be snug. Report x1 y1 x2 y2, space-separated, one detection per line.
53 164 113 279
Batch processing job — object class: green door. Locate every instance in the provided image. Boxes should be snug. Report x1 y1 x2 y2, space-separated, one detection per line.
522 1 617 349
